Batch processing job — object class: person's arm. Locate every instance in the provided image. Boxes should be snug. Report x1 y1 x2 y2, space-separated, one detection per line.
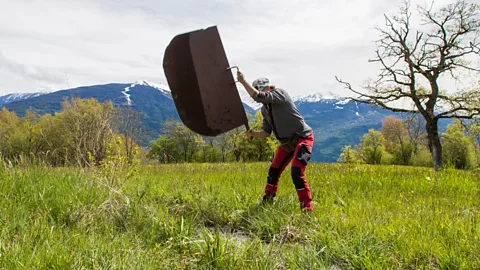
237 71 286 104
245 111 272 139
253 90 286 104
246 130 271 139
237 71 259 98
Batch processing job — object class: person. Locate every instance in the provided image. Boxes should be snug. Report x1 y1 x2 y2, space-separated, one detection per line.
237 71 315 212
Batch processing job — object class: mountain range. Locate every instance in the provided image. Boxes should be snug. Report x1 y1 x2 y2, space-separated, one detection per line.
1 81 414 162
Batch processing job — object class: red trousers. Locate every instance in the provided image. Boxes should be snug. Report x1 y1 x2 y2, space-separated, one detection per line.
264 133 314 209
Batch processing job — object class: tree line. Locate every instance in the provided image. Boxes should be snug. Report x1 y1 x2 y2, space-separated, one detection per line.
3 96 479 169
0 98 141 167
0 97 278 167
146 111 278 163
338 114 480 170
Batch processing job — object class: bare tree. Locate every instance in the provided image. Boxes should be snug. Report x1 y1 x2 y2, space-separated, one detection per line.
336 0 480 170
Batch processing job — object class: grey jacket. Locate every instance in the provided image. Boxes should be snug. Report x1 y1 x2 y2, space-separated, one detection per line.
252 88 313 144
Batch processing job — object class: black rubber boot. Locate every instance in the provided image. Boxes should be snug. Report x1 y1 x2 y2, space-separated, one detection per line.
261 193 276 205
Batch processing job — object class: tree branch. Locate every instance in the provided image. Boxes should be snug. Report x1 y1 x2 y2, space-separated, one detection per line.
335 76 418 114
336 0 480 128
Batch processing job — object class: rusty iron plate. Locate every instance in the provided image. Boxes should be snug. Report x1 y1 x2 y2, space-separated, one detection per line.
163 26 249 136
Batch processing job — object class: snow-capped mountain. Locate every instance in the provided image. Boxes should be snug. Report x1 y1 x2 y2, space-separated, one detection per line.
237 90 352 111
0 81 404 162
122 80 171 106
1 83 353 114
237 88 262 110
293 92 344 103
0 92 50 106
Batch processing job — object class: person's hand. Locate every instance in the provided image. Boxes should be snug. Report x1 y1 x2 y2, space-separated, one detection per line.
237 71 247 84
245 129 254 140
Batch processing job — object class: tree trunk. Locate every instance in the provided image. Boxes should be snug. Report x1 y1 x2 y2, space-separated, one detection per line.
426 119 443 171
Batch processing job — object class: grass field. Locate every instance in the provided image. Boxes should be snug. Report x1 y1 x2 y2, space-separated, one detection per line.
0 162 479 269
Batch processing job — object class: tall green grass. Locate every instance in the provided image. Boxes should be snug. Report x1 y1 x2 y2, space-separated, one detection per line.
0 162 479 269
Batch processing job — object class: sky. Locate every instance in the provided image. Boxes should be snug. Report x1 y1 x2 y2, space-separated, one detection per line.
0 0 477 98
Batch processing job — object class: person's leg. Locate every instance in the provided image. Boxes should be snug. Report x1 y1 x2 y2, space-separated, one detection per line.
291 133 314 211
263 146 294 203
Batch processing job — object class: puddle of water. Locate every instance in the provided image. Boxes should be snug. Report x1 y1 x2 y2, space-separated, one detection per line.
204 225 250 246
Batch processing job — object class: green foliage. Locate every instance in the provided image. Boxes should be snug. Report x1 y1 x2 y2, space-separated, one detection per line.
147 111 277 164
237 111 277 162
338 114 480 170
53 97 115 166
0 108 32 159
0 98 140 168
442 120 476 170
381 115 415 165
389 141 414 165
92 135 139 189
338 145 363 164
463 118 480 169
197 138 222 163
147 135 181 163
410 145 434 168
160 119 204 162
360 129 385 164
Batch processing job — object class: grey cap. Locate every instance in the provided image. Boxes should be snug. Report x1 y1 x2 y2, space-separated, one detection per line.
252 77 269 91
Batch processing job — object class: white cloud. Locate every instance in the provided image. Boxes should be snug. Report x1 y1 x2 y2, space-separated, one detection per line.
0 0 476 97
0 50 65 83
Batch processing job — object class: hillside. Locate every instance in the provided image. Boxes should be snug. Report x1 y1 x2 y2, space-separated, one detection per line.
1 81 433 162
